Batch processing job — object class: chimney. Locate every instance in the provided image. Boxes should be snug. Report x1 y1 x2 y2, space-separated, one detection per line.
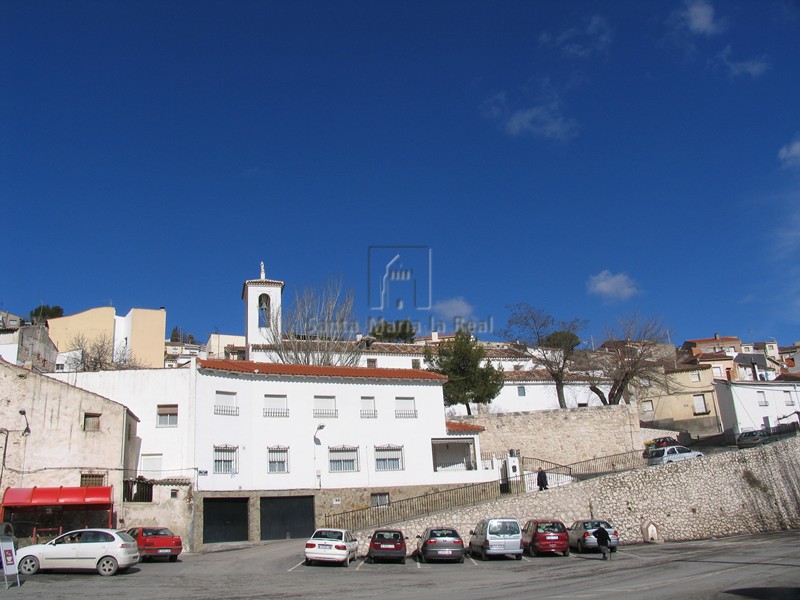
431 331 439 343
714 333 720 340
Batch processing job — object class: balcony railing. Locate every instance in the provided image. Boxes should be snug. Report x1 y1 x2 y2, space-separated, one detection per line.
214 405 239 416
395 410 418 419
360 410 378 419
313 409 338 418
263 408 290 417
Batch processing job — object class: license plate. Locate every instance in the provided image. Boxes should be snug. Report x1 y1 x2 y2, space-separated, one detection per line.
439 550 452 555
319 544 331 549
380 544 394 548
546 536 558 540
158 549 171 553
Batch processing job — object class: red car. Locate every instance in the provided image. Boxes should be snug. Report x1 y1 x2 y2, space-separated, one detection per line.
126 527 182 562
521 519 569 557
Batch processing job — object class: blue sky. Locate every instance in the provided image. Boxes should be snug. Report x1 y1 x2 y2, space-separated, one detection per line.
3 0 800 348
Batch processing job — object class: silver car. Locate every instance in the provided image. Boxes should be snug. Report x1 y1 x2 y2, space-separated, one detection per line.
467 518 523 560
647 445 704 466
567 520 619 554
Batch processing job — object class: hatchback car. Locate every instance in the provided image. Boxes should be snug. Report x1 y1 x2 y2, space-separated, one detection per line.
521 519 569 557
304 528 358 567
126 526 182 562
415 527 465 563
736 430 776 449
468 518 523 560
366 529 407 563
647 445 704 465
15 528 140 576
567 520 619 554
642 436 680 457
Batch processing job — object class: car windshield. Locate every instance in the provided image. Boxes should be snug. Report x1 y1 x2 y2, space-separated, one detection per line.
117 532 136 542
145 528 175 537
430 529 458 538
650 449 665 457
313 530 343 541
536 522 565 533
488 521 520 535
585 521 611 530
374 531 402 541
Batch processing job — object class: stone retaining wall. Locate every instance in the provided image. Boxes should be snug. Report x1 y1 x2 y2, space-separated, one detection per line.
354 436 800 555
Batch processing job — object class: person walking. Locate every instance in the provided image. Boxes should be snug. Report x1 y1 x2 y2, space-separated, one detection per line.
594 524 611 560
537 467 549 491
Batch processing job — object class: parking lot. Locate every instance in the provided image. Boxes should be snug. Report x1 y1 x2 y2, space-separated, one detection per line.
9 530 800 600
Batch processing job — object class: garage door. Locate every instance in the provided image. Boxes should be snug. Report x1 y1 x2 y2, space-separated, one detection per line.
260 496 315 540
203 497 249 543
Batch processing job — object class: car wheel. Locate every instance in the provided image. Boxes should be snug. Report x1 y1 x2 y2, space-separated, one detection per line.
457 555 464 564
515 553 522 560
563 548 570 557
342 556 349 568
18 556 39 576
610 546 617 553
577 541 585 554
97 556 119 576
169 555 178 563
304 558 312 566
400 556 406 564
419 552 425 563
480 547 487 561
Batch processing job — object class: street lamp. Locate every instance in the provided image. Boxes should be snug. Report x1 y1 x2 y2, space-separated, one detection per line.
313 424 325 489
19 409 31 436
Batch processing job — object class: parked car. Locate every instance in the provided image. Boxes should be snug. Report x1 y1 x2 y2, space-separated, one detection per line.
126 526 182 562
647 445 704 466
366 529 407 563
415 527 465 563
521 519 569 557
642 436 680 457
467 518 523 560
0 522 18 550
736 430 777 449
304 528 358 567
567 520 619 554
15 528 140 576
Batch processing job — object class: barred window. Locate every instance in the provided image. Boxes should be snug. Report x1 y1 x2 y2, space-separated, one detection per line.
371 492 389 508
84 413 101 432
375 445 404 471
214 391 239 416
313 396 338 418
264 395 289 418
214 445 238 474
81 473 106 487
268 446 289 474
157 404 178 427
394 397 417 419
329 446 359 472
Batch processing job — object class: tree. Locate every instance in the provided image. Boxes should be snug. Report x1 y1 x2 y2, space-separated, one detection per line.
29 304 63 324
263 276 363 367
66 333 144 371
586 313 673 405
170 327 197 344
501 303 586 410
423 329 504 416
369 319 416 343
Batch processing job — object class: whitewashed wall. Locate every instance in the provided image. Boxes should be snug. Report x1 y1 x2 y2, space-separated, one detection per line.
714 380 800 433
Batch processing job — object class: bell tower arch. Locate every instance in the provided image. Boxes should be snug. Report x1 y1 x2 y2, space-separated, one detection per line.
242 261 284 360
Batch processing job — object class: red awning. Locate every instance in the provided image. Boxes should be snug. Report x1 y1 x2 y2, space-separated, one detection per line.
1 486 113 507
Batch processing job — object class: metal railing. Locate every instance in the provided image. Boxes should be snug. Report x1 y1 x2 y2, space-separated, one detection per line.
522 450 648 482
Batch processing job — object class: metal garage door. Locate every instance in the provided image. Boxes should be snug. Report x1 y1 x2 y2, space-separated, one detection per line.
260 496 315 540
203 497 249 543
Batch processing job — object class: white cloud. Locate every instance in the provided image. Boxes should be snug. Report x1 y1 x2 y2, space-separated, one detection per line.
504 103 579 141
710 45 769 78
432 297 474 320
683 0 726 35
541 15 613 59
778 135 800 168
586 270 641 301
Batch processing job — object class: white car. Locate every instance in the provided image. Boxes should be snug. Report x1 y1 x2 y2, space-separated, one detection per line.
304 528 358 567
16 528 140 576
647 445 704 466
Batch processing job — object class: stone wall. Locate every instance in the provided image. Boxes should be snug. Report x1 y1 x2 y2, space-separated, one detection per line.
452 404 643 465
353 436 800 555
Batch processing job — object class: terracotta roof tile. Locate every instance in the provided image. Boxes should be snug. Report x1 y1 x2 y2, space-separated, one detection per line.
197 358 447 381
446 421 485 432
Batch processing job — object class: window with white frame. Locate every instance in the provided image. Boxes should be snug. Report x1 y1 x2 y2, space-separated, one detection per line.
267 446 289 473
640 400 654 412
329 446 359 472
214 445 238 474
690 371 701 382
140 454 163 477
757 391 768 406
517 386 526 397
313 396 338 418
214 391 239 416
263 395 289 417
360 396 377 419
157 404 178 427
693 394 709 415
394 397 417 418
375 445 404 471
371 492 390 508
712 366 722 378
786 391 796 406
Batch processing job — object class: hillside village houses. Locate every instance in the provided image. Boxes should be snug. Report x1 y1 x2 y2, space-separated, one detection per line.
2 265 800 550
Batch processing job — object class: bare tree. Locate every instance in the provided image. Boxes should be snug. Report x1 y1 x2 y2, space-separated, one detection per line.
66 333 144 371
263 277 363 367
586 313 674 405
501 304 586 409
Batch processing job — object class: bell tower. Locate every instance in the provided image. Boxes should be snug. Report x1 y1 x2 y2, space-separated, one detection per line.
242 261 284 360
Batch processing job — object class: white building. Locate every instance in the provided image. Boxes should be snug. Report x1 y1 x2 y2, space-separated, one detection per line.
714 379 800 436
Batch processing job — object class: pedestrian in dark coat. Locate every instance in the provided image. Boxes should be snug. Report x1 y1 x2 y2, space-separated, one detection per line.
537 467 548 491
594 525 611 560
